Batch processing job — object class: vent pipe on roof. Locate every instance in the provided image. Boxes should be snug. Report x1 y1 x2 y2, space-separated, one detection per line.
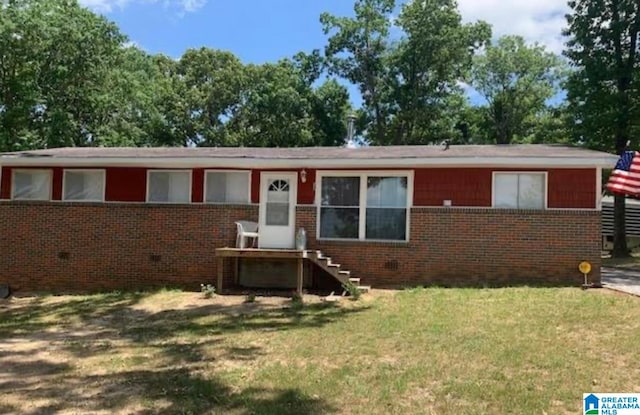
346 114 357 143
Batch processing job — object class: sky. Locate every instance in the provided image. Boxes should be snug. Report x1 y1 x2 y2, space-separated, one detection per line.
79 0 571 104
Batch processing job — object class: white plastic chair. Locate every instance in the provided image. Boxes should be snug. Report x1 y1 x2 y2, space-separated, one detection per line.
235 221 259 248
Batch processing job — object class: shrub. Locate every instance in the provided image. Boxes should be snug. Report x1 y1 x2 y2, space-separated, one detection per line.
245 293 256 303
200 284 216 299
291 291 304 309
342 281 361 300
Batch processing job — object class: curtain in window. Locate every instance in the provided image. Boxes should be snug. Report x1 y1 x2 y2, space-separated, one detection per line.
64 171 104 201
518 174 544 209
149 172 190 203
13 171 51 200
205 172 249 203
494 173 545 209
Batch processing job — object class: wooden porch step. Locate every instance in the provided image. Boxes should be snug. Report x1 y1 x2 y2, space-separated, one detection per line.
308 249 362 288
357 285 371 293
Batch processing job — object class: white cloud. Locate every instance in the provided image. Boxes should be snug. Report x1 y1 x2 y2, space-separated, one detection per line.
79 0 206 14
457 0 570 54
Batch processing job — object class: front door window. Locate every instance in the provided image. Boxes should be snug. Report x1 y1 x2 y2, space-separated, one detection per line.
266 179 290 226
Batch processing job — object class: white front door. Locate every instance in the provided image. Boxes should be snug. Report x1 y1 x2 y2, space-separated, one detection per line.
259 172 297 248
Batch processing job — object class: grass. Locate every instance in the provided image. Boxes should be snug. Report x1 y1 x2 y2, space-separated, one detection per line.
1 288 639 414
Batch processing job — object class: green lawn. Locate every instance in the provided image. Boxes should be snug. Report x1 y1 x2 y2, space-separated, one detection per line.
1 288 639 414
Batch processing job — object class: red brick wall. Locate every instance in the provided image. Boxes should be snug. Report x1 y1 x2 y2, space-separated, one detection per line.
0 202 257 292
296 206 601 287
0 202 600 292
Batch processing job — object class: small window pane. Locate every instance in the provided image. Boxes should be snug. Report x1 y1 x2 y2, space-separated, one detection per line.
64 171 104 201
519 174 544 209
320 207 359 239
148 171 190 203
205 172 249 204
266 203 289 225
367 177 407 207
494 174 519 208
494 173 545 209
366 208 406 240
321 177 360 206
13 171 51 200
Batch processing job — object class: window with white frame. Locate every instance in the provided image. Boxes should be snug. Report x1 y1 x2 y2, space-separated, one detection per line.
63 170 105 201
12 170 52 200
147 171 191 203
319 173 410 241
205 171 250 204
493 172 546 209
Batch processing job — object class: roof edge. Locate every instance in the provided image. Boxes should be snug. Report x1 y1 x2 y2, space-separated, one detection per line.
0 155 618 168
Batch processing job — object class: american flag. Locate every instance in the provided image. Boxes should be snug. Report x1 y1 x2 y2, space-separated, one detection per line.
607 151 640 196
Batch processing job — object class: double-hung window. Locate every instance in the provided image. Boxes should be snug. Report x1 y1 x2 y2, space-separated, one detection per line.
12 170 52 200
493 172 546 209
63 170 105 202
319 172 411 241
147 170 191 203
205 171 250 204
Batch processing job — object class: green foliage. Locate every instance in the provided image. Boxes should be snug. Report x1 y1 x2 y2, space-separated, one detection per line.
342 281 362 300
564 0 640 153
322 0 490 145
0 0 125 151
290 291 304 309
564 0 640 257
244 293 256 303
470 35 565 144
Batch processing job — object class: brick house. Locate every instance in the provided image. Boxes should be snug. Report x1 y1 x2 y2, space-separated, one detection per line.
0 145 616 293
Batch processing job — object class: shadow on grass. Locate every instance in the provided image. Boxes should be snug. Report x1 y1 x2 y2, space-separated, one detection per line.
7 367 333 415
0 291 366 414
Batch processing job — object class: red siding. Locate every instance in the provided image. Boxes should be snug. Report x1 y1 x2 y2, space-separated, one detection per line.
192 168 204 203
548 169 596 209
0 165 597 209
52 168 63 200
413 168 596 209
1 167 11 199
105 167 147 202
414 168 492 207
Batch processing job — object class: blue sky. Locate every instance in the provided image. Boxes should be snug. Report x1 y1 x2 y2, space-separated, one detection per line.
84 0 356 62
80 0 570 106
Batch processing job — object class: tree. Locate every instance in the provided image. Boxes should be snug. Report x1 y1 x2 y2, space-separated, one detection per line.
471 35 564 144
565 0 640 257
321 0 395 144
224 58 351 147
387 0 490 145
0 0 126 150
321 0 489 145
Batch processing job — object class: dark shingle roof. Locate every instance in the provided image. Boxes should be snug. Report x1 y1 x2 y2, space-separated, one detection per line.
0 144 616 160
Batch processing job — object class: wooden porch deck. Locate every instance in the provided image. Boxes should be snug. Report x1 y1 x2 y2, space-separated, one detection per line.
215 248 368 297
215 248 309 295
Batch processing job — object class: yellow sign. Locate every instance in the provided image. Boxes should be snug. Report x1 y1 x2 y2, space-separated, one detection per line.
579 261 592 274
